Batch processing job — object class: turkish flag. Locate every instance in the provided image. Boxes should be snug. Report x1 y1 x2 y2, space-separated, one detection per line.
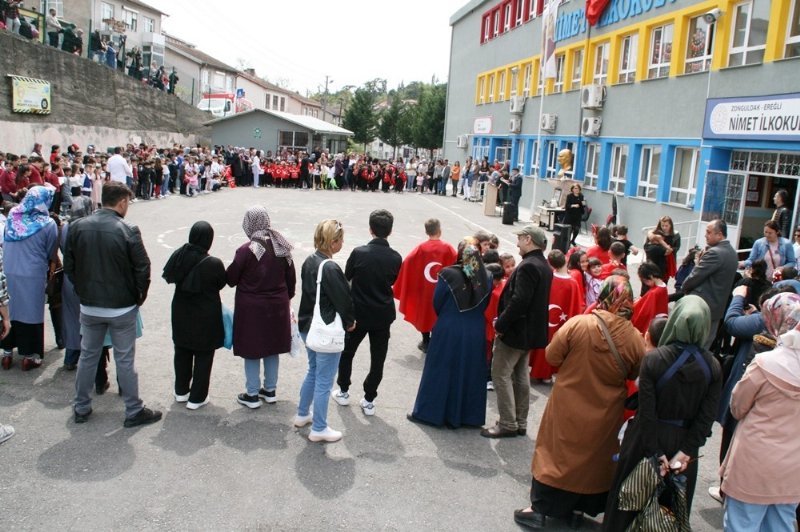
631 284 669 335
394 239 458 333
586 0 611 26
530 273 582 380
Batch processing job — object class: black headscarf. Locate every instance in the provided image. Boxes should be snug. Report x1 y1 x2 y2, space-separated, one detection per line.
162 221 214 292
437 238 490 312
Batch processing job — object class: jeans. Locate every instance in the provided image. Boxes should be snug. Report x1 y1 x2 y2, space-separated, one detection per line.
244 356 279 396
74 308 143 418
337 326 390 402
162 174 170 195
48 32 60 47
491 338 531 431
723 496 796 531
5 17 20 34
64 348 80 366
298 333 341 432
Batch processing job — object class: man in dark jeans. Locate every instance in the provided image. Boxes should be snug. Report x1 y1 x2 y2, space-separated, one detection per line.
332 209 402 416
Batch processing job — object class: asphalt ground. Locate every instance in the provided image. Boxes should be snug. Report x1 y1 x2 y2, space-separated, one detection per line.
0 186 724 531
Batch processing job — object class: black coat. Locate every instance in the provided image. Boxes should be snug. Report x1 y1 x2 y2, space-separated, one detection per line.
494 249 552 350
171 256 226 350
345 238 402 329
564 192 585 225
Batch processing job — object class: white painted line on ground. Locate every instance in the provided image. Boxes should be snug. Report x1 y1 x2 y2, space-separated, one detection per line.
418 195 517 248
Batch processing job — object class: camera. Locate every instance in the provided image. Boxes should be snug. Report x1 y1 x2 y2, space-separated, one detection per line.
703 8 722 24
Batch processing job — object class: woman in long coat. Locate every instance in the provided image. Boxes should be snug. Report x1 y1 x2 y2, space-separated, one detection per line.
226 206 296 409
163 221 226 409
515 276 645 529
408 238 490 428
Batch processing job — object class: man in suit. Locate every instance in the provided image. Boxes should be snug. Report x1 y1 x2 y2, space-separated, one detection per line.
482 225 553 438
681 219 739 349
331 210 402 417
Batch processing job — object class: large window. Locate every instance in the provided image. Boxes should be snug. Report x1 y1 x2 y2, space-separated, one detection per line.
498 70 507 100
495 139 512 163
593 42 609 85
494 10 500 36
487 74 495 102
523 64 532 97
504 3 512 31
530 140 540 176
638 146 662 199
609 145 628 195
685 16 715 73
787 0 800 57
618 33 638 83
670 147 700 206
536 60 544 95
100 2 114 31
143 16 155 33
279 131 309 149
648 24 673 78
529 0 538 19
123 8 137 32
483 15 491 42
546 141 559 178
553 54 565 93
571 49 583 88
584 143 600 188
40 0 63 16
515 0 524 25
729 0 768 66
510 67 519 96
478 77 486 103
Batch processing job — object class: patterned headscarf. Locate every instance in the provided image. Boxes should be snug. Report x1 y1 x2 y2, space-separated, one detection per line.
596 274 634 320
761 292 800 337
4 186 55 242
242 206 293 263
457 238 483 287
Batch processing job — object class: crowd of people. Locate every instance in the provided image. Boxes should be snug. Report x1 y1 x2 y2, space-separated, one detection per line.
1 134 799 530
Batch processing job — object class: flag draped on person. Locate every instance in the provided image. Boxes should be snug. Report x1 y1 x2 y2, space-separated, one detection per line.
541 0 560 79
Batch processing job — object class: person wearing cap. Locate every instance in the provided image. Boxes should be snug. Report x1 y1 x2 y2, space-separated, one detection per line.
482 225 552 439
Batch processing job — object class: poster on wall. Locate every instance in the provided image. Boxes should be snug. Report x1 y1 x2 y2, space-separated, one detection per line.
8 75 51 114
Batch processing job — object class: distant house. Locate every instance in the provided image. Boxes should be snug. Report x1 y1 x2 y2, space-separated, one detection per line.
164 33 238 109
236 69 294 113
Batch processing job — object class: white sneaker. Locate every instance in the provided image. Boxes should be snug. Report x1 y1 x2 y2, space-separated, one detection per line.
174 392 190 403
331 389 350 406
0 424 14 444
708 486 724 504
486 381 494 391
308 427 342 442
186 397 209 410
360 398 376 416
293 414 312 427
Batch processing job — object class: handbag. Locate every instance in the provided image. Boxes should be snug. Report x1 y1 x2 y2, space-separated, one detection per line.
305 259 345 353
222 304 233 350
288 308 304 358
46 267 64 298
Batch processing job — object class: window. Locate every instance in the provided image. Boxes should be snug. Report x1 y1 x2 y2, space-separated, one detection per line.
609 145 628 195
494 10 500 36
536 60 544 95
498 70 507 100
593 42 609 85
529 0 538 19
523 63 532 97
584 143 600 188
100 2 114 31
618 33 638 83
571 49 583 88
483 15 491 42
213 72 225 90
495 139 512 162
670 147 700 206
280 97 286 112
504 3 512 31
272 95 279 109
530 140 540 176
638 146 661 199
510 67 519 96
265 94 271 109
124 9 138 32
40 0 63 16
685 16 715 73
648 24 673 78
546 141 559 178
487 74 495 102
478 77 486 103
729 0 768 66
143 16 155 33
515 0 524 25
553 54 565 93
787 0 800 57
201 70 209 88
516 139 525 172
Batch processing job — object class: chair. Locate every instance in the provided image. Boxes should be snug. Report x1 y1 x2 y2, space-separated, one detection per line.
581 206 592 234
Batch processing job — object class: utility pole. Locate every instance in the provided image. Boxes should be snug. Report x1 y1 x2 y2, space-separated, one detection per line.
322 74 332 122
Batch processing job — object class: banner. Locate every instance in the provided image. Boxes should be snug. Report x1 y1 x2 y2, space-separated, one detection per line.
703 93 800 142
9 75 51 114
541 0 559 79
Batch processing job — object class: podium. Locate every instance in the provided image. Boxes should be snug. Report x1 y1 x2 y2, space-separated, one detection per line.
483 183 499 216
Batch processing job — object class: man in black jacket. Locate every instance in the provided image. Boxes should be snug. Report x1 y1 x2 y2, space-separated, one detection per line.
332 210 402 416
482 225 552 438
64 181 161 428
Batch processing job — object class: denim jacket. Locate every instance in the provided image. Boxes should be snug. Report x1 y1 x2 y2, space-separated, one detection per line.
743 237 796 270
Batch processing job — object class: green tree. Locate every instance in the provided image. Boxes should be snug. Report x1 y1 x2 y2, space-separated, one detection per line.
342 88 378 152
412 83 447 159
397 102 417 149
378 94 404 159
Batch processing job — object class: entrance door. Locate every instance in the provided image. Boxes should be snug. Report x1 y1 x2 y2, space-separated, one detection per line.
698 170 747 249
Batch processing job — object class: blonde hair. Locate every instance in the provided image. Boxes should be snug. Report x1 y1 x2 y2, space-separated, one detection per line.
314 219 344 254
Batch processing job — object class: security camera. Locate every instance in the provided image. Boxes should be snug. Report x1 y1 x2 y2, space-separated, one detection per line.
703 8 722 24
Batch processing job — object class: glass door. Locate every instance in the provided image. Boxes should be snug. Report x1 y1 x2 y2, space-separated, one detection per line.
699 170 747 249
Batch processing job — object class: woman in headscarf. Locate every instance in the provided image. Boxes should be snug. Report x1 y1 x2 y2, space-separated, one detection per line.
721 292 800 532
1 187 58 371
163 221 226 409
408 237 491 428
514 276 645 530
226 206 296 409
603 295 722 531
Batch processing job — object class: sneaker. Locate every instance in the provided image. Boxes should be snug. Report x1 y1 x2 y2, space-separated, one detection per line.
708 486 724 504
186 397 210 410
360 398 376 416
73 408 92 424
486 381 495 391
331 389 350 406
293 413 312 427
237 393 261 409
258 388 277 404
1 356 11 370
308 427 342 443
0 424 14 444
174 392 190 403
123 407 163 428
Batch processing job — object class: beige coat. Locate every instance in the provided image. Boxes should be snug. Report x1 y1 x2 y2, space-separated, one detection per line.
720 345 800 505
532 310 645 494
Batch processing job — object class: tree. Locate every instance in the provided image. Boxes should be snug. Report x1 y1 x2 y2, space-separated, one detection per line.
411 83 447 159
378 94 404 159
342 87 378 152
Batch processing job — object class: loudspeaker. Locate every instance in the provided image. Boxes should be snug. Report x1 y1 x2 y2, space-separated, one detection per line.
502 202 517 225
552 223 571 253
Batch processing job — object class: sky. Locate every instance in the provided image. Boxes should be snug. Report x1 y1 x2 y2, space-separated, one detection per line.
145 0 469 96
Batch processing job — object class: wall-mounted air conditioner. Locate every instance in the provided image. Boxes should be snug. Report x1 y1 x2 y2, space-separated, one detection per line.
540 113 557 132
582 116 602 136
456 134 469 148
581 84 607 110
509 117 522 133
509 96 525 114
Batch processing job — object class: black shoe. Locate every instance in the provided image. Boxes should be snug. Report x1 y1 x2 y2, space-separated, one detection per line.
258 388 277 404
517 428 527 436
95 381 110 395
480 423 519 438
417 341 428 354
237 393 261 409
73 408 92 424
63 363 77 371
123 407 163 428
56 340 65 350
514 508 545 529
569 512 584 530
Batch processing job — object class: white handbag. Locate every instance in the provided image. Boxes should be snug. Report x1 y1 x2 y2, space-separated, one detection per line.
305 259 346 353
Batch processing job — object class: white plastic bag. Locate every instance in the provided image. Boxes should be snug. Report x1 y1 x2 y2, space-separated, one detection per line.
289 309 304 358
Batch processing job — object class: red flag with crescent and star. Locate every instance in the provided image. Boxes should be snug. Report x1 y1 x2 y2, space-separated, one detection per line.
586 0 611 26
530 273 582 380
393 239 458 333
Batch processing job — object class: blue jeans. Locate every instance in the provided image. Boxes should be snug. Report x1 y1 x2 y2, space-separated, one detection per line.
64 348 80 366
244 356 279 396
724 496 796 531
297 333 341 432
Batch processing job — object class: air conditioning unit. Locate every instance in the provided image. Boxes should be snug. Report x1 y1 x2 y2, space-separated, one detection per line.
581 84 607 110
509 95 525 114
456 134 469 148
582 116 602 136
509 117 522 134
541 113 557 132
